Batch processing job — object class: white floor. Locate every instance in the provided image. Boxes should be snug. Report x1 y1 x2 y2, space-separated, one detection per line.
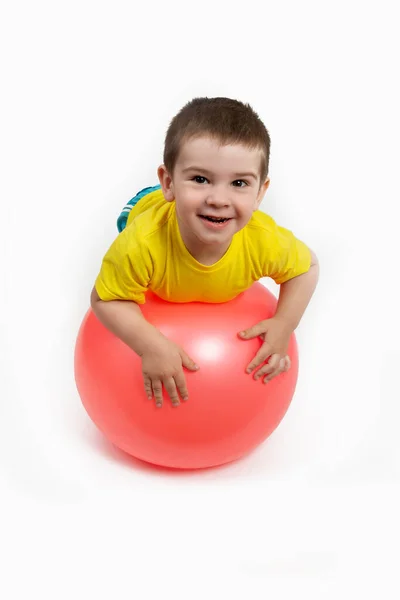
1 2 399 598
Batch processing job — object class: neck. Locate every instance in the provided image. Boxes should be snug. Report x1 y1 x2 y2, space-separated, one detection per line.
179 229 231 266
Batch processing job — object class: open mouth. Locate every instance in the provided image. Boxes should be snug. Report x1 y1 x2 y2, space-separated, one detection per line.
199 215 231 223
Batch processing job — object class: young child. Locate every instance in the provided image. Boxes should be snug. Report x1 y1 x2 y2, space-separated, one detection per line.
91 97 319 408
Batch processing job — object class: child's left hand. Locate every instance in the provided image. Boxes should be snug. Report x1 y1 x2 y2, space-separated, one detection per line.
238 317 293 383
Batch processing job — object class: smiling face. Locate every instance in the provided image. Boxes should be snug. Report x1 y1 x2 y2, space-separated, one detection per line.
158 136 270 262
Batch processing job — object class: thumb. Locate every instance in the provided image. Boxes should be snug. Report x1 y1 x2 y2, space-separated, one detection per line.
238 321 267 340
180 350 199 371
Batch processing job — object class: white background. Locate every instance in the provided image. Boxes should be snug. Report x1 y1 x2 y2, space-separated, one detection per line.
1 0 399 597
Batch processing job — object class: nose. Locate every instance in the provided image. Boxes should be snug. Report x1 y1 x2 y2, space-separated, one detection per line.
205 187 230 208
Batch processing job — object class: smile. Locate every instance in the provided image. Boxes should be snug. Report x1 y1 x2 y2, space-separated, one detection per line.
198 215 232 230
199 215 231 223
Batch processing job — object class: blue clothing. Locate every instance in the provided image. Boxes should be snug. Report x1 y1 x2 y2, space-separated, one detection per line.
116 185 161 232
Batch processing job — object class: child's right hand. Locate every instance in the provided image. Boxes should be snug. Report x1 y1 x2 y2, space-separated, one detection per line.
141 337 199 408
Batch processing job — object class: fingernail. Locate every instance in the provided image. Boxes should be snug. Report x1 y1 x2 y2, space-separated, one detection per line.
156 403 162 408
239 331 246 337
246 368 252 373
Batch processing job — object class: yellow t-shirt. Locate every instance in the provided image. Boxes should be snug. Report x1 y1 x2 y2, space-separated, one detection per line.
95 189 311 304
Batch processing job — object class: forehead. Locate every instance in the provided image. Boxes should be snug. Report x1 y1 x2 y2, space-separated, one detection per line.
176 136 263 174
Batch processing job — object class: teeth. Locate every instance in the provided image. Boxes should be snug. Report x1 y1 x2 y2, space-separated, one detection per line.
201 216 228 222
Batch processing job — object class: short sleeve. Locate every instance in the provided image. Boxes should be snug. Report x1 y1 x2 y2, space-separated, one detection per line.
264 223 311 284
94 223 153 304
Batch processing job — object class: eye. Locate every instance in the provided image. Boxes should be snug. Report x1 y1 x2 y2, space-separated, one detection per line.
192 175 209 184
232 180 248 188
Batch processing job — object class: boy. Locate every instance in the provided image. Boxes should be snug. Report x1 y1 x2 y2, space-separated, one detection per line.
91 97 319 408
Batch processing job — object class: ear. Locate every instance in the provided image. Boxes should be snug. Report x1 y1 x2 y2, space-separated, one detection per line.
157 165 175 202
254 177 270 210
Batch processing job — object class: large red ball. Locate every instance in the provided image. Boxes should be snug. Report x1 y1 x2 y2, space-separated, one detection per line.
74 283 299 469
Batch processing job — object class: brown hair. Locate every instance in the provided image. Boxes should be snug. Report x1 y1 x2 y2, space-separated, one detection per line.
163 97 271 183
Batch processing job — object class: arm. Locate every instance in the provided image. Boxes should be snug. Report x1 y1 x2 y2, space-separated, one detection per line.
90 287 162 357
90 287 199 407
239 248 319 382
274 249 319 329
90 227 197 406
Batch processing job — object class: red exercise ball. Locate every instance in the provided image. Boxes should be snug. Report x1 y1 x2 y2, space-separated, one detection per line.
74 283 299 470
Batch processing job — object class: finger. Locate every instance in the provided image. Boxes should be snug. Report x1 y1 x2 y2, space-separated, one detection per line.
246 343 273 373
264 357 287 382
143 376 153 400
163 376 180 407
263 356 287 383
151 379 164 408
274 356 291 375
180 351 199 372
174 371 189 402
239 321 267 340
254 354 281 380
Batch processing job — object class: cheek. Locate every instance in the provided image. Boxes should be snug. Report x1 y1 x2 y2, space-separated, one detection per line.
237 199 257 218
176 194 200 217
186 186 204 202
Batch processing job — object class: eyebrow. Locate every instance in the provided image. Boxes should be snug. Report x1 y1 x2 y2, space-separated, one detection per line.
182 167 258 180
